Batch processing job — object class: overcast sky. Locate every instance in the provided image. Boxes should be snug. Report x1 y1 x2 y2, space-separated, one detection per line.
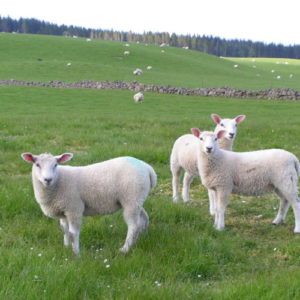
2 0 300 45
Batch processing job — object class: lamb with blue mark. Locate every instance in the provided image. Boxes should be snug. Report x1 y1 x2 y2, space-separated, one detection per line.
21 153 157 255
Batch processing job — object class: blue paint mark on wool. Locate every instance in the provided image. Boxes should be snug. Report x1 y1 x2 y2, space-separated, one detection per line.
125 156 145 169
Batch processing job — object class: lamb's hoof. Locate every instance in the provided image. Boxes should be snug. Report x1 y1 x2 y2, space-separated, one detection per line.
183 200 191 204
214 225 225 231
272 222 279 226
119 246 129 253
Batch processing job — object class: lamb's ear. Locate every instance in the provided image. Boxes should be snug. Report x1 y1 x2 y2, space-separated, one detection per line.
21 153 36 163
56 153 73 163
235 115 246 123
211 114 222 124
191 128 201 137
217 130 227 139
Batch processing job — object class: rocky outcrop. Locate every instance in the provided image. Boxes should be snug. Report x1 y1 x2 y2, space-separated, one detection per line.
1 79 299 100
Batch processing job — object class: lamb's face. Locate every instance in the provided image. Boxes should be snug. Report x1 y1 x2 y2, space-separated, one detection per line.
212 114 246 141
21 152 73 187
33 154 59 187
199 132 218 154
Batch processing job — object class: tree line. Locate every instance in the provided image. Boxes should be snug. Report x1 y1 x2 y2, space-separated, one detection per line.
1 16 300 59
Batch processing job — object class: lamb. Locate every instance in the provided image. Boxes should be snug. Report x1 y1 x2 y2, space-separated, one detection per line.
124 51 130 55
133 68 143 75
170 114 245 209
21 153 157 255
133 92 144 103
191 128 300 232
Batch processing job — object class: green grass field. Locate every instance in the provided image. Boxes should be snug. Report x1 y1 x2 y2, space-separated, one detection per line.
1 32 300 90
1 33 300 299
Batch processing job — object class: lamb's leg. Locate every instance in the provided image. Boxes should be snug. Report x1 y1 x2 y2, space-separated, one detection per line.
66 215 82 256
208 189 216 216
273 191 289 225
120 207 141 253
291 200 300 233
182 172 195 203
139 207 149 232
60 218 70 247
214 189 230 231
171 165 181 202
280 191 300 233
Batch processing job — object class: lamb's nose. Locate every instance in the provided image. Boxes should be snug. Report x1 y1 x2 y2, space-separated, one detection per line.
44 178 52 185
229 133 234 138
206 147 213 153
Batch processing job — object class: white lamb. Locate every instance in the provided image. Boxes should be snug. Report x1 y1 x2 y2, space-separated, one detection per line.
133 92 144 103
133 68 143 75
191 128 300 232
21 153 157 255
170 114 245 209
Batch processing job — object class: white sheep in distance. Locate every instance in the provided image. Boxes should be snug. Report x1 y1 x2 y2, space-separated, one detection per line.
21 153 157 255
124 51 130 55
133 92 144 103
147 66 153 70
191 129 300 232
170 114 245 209
133 68 143 75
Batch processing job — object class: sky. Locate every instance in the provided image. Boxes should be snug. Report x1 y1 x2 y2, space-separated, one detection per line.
2 0 300 45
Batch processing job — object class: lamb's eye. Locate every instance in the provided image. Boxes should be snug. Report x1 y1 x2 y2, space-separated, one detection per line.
36 163 40 168
215 138 217 141
220 123 224 127
200 137 203 141
54 163 58 168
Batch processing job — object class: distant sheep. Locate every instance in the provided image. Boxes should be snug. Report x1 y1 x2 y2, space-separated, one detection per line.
170 114 245 209
133 92 144 103
67 63 72 67
21 153 157 255
191 129 300 232
124 51 130 55
147 66 153 70
133 68 143 75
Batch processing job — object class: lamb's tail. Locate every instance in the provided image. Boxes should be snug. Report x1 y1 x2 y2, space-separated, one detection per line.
148 165 157 190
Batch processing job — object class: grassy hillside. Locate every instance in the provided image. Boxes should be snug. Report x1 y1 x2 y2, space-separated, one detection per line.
1 32 300 90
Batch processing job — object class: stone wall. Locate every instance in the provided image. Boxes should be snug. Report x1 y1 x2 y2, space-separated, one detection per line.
1 79 299 100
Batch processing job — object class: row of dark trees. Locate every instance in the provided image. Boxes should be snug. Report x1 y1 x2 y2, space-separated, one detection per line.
1 16 300 58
